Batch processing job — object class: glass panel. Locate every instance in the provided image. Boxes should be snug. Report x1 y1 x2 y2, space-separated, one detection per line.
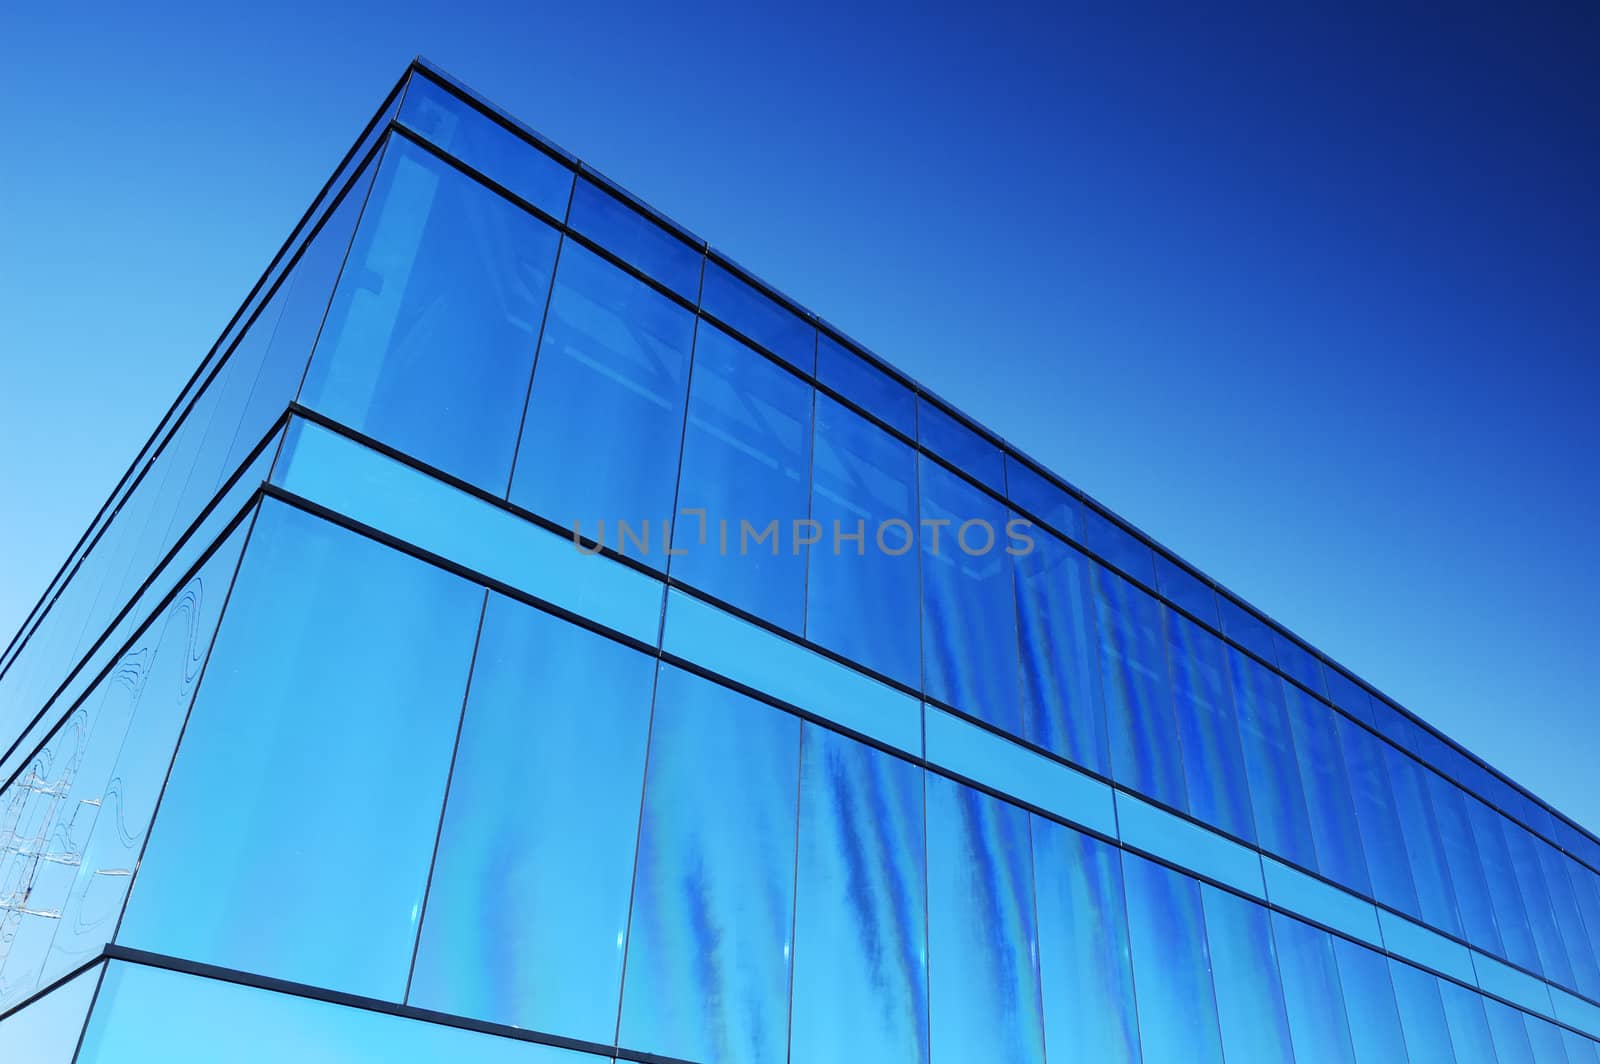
1331 937 1412 1064
301 136 561 491
1274 629 1328 695
619 666 800 1064
1116 792 1264 898
1475 951 1556 1016
408 595 655 1041
567 175 702 300
1523 1013 1572 1064
1339 714 1422 918
1537 843 1600 1000
1201 886 1296 1062
397 73 575 218
0 963 101 1063
1030 818 1140 1064
1120 852 1225 1064
1273 912 1359 1064
1484 996 1539 1064
1263 857 1382 946
805 394 921 688
1083 506 1156 586
1324 664 1375 727
1228 646 1318 870
1377 909 1477 986
925 776 1045 1064
1563 1031 1600 1064
1387 960 1459 1064
1427 771 1504 957
1566 866 1600 995
699 260 815 373
1438 979 1499 1064
1154 552 1219 627
790 726 927 1064
1504 820 1576 987
77 962 596 1063
1092 565 1187 812
1003 454 1083 543
118 502 484 1001
917 399 1004 491
670 323 812 632
1283 682 1371 893
816 333 915 438
1382 746 1465 938
1014 527 1109 774
509 241 695 561
918 457 1020 732
1218 594 1277 661
1165 610 1255 842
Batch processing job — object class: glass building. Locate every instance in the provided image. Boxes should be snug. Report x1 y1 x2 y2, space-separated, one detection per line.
3 59 1600 1063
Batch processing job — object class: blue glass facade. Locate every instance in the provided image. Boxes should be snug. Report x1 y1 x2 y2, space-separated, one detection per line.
2 60 1600 1063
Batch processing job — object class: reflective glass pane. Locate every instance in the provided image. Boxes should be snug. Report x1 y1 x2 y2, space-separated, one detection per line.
1484 996 1539 1064
1014 527 1109 774
1524 1013 1573 1064
917 399 1004 491
1383 746 1465 939
1438 979 1498 1064
118 502 484 1001
1273 912 1358 1064
619 666 800 1064
1201 886 1296 1062
1092 565 1187 812
1563 1031 1600 1064
1154 552 1219 627
1274 630 1327 695
1030 817 1140 1064
1536 843 1600 1000
1228 646 1318 870
805 395 921 688
1283 682 1371 893
1339 715 1422 918
1218 594 1277 661
398 74 575 218
925 776 1045 1064
1468 793 1543 972
1324 664 1375 727
670 323 812 631
0 962 101 1063
700 260 815 373
301 137 561 491
1427 770 1504 956
567 175 702 300
816 333 915 438
1003 455 1083 543
1083 506 1155 586
790 726 927 1064
1165 611 1254 842
1120 852 1224 1064
1503 820 1576 988
510 241 695 561
1388 960 1459 1064
1331 937 1411 1064
409 595 655 1041
918 457 1020 732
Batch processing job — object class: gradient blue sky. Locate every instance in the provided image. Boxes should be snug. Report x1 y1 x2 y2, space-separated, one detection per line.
1 4 1595 826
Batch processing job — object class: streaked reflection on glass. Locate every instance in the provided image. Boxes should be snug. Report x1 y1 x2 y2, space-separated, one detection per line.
1272 912 1357 1064
1330 936 1410 1064
1015 528 1109 775
1093 565 1186 812
1387 959 1457 1064
1120 852 1224 1064
1202 885 1295 1063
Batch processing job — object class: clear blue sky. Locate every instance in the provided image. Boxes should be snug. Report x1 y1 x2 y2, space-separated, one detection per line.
1 4 1595 828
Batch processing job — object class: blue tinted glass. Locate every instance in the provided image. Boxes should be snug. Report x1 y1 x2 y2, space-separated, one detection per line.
700 260 815 373
1426 771 1504 957
925 777 1045 1064
1117 790 1264 897
1283 682 1371 894
1092 565 1187 811
1502 821 1576 988
1536 844 1600 999
1154 552 1219 627
567 176 702 300
1228 646 1318 870
918 457 1021 731
917 399 1005 491
1382 745 1465 939
1003 455 1084 543
1120 853 1225 1064
1484 998 1539 1064
118 503 483 1000
816 333 915 437
1523 1014 1572 1064
1338 715 1422 917
1564 1031 1600 1064
1387 960 1458 1064
790 726 927 1064
670 323 812 631
1272 912 1358 1064
1083 506 1156 586
1330 937 1411 1064
397 74 574 218
1165 611 1255 842
1201 886 1296 1063
1029 818 1140 1064
806 395 921 687
0 962 100 1062
510 241 694 561
409 595 655 1040
1566 866 1600 993
301 137 561 491
1014 527 1109 774
78 962 594 1064
1218 594 1277 661
1274 630 1328 695
620 666 800 1064
1438 979 1499 1064
1324 665 1376 726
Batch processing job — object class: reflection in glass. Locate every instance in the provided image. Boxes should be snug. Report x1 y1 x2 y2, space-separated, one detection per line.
567 176 702 300
1427 770 1504 957
1165 611 1254 842
0 961 101 1063
1014 527 1108 774
1094 566 1187 812
620 666 800 1063
926 776 1045 1064
409 595 655 1041
790 726 927 1064
1201 885 1295 1062
1437 978 1498 1064
1339 715 1422 918
1483 997 1539 1064
1283 682 1371 894
1004 455 1083 544
1387 959 1458 1064
1383 744 1465 940
1272 912 1358 1064
917 399 1004 491
699 260 815 373
1467 792 1543 973
816 333 915 437
1121 852 1224 1064
1229 646 1318 870
1330 936 1411 1064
